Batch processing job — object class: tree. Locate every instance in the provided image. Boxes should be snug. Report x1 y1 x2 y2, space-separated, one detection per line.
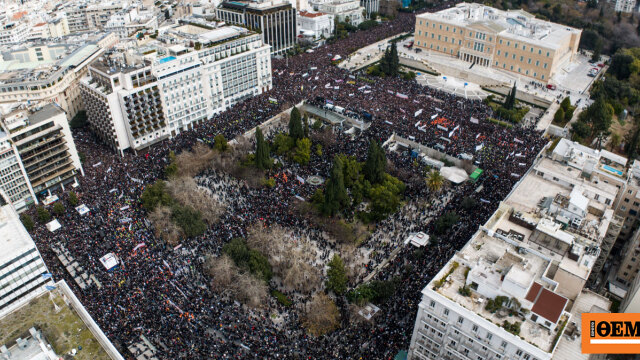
52 202 65 216
554 107 565 124
560 97 572 111
293 138 312 165
326 254 348 295
591 39 603 62
368 174 405 220
288 107 304 141
165 151 178 178
571 120 591 140
254 127 271 170
610 52 635 80
610 133 622 150
140 181 172 211
68 191 78 206
303 293 340 336
585 96 614 148
322 156 348 216
303 115 310 138
363 140 386 184
426 170 445 193
171 204 207 238
504 83 517 110
20 213 34 231
379 43 399 76
214 134 228 152
36 206 51 223
434 211 460 235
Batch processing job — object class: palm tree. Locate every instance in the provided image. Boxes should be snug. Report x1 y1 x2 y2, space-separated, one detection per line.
426 170 445 193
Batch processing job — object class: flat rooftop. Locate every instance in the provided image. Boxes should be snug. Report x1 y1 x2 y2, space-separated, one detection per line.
0 204 36 265
417 3 581 50
0 286 110 360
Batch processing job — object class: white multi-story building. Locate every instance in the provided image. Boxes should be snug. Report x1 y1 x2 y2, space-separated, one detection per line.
407 139 623 360
613 0 636 13
1 104 84 199
28 18 70 40
0 193 53 318
81 25 272 155
308 0 365 26
360 0 379 16
297 11 334 42
104 7 158 39
0 133 34 211
0 22 28 45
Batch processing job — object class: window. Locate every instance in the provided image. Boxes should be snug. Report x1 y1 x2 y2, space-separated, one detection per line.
457 316 464 324
546 51 550 57
531 314 538 321
430 300 435 308
472 325 479 332
625 198 630 203
486 333 493 340
450 340 457 346
501 341 507 348
520 56 524 61
444 309 449 316
524 355 531 360
516 350 523 356
497 50 501 55
543 63 548 69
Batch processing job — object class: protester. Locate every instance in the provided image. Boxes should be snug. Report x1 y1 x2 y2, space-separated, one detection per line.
28 7 546 359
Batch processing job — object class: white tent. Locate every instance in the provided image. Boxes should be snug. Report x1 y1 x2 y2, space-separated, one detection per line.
75 204 90 216
99 253 119 271
46 219 61 232
440 167 469 184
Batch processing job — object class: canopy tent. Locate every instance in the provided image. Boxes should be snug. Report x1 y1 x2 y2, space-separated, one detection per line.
46 219 61 232
99 253 119 271
440 167 469 184
75 204 90 216
470 168 484 182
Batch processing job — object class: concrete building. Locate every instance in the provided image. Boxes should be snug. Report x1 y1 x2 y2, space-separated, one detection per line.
104 7 158 39
297 11 334 42
216 0 296 55
81 25 272 155
0 32 116 119
28 18 70 40
0 22 28 45
0 194 53 317
378 0 398 18
414 3 581 83
309 0 365 26
621 257 640 312
613 0 636 13
407 139 621 360
360 0 379 17
1 104 84 198
0 132 34 211
63 1 126 33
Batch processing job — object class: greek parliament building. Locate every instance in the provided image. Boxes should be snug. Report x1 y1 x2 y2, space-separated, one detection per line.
414 3 581 83
216 0 296 55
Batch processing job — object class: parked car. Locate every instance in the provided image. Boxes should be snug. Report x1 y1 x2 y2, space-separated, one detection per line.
414 48 422 53
546 84 556 90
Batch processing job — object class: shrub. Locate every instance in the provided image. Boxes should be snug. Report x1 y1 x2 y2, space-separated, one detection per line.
171 204 207 238
20 213 34 231
36 206 51 223
458 286 471 296
272 290 292 307
214 134 228 151
68 191 79 206
52 202 65 216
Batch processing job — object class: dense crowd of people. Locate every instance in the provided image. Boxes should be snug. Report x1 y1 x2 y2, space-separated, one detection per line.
28 7 549 359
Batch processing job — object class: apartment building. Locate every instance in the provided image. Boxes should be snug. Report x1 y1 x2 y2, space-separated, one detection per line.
81 25 272 155
613 0 636 13
64 1 126 33
0 133 34 211
29 18 70 40
414 3 581 83
0 22 28 45
309 0 365 26
0 33 116 119
104 8 158 39
0 193 53 318
216 0 296 55
1 104 83 198
407 139 621 360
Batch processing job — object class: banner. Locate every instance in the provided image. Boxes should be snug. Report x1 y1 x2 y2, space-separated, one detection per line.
132 243 146 252
296 175 305 184
396 92 409 99
470 117 479 124
437 125 449 131
268 97 278 103
415 109 423 117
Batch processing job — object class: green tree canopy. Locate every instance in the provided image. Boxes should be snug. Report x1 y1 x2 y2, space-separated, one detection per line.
326 254 348 295
140 181 172 211
293 138 312 165
214 134 228 152
255 127 271 170
363 139 386 184
68 191 79 206
322 156 348 216
20 213 34 231
289 107 304 141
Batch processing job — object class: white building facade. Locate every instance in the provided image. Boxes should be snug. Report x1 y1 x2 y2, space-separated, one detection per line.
0 197 53 317
297 11 334 41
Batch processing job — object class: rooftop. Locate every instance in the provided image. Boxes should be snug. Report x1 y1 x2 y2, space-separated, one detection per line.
0 203 37 266
417 3 581 50
0 284 111 360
